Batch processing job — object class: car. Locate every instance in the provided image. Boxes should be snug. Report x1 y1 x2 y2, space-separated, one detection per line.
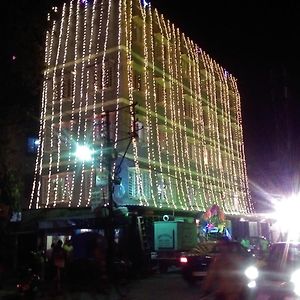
255 242 300 299
179 239 257 286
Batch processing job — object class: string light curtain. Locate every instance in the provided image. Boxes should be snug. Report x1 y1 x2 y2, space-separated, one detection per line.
29 0 254 215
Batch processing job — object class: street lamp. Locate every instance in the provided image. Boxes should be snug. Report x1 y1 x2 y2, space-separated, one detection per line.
75 138 115 275
75 144 94 162
75 103 137 278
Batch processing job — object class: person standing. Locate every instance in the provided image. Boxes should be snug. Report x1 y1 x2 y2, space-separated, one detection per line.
45 242 55 281
51 240 67 294
63 238 74 266
201 239 246 300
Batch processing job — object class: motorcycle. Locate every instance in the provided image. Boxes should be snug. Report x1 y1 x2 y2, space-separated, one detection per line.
16 266 41 299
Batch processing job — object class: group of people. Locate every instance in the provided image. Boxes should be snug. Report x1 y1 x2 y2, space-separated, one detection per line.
42 235 110 295
44 238 73 293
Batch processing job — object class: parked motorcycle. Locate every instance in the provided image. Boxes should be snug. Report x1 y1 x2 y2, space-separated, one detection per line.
16 267 41 299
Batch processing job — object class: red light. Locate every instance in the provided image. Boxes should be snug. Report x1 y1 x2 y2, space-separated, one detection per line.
180 256 188 263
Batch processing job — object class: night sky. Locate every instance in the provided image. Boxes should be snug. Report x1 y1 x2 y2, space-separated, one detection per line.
151 0 300 211
3 0 300 212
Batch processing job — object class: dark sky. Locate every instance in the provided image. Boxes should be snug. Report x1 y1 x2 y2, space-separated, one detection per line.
151 0 300 210
3 0 300 211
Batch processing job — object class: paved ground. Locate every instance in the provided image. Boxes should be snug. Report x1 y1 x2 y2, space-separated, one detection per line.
0 269 202 300
129 272 201 300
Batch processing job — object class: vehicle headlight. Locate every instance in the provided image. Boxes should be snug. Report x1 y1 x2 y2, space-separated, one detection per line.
244 265 259 280
290 269 300 296
291 269 300 284
247 280 257 289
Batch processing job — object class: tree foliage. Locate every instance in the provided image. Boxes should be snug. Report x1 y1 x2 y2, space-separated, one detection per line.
0 1 54 211
0 169 22 211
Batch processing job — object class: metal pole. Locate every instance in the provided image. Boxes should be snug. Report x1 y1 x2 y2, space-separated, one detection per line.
105 110 114 279
104 103 137 278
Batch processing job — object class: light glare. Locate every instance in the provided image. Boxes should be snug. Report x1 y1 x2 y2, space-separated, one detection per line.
274 194 300 240
244 265 259 280
75 145 93 162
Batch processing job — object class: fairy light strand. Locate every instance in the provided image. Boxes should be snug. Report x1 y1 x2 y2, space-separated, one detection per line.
148 7 168 208
111 0 122 190
45 15 58 208
189 40 209 211
206 57 223 210
214 62 230 213
66 0 81 207
172 25 191 210
29 18 52 209
124 0 147 206
60 0 74 206
155 10 176 209
139 1 157 207
184 37 204 211
30 0 254 216
85 0 98 207
57 3 72 205
164 19 185 209
76 1 89 207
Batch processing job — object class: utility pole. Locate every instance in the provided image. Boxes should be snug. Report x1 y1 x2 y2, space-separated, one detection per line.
105 110 115 279
104 102 138 279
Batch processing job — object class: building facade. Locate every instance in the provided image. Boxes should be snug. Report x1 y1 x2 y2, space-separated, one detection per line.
29 0 254 218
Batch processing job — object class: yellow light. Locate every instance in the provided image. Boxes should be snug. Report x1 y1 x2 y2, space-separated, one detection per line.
30 0 254 216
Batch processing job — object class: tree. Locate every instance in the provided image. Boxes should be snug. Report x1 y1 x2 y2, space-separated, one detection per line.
0 1 52 211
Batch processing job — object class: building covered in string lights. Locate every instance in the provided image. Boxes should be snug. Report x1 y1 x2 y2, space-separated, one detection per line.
29 0 255 228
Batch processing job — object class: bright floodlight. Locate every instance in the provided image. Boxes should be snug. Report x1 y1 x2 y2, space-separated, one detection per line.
274 194 300 240
75 144 93 162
